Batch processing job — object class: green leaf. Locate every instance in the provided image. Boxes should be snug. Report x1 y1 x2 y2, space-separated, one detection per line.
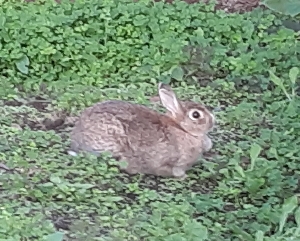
194 225 208 240
282 195 298 214
249 143 262 171
255 230 264 241
289 67 299 85
278 213 288 235
234 165 245 178
46 232 64 241
195 27 204 37
279 195 298 233
50 176 63 184
262 0 300 17
165 233 187 241
268 70 283 87
231 225 254 241
71 183 95 189
246 177 265 194
295 206 300 228
171 67 184 81
15 55 30 75
118 160 128 169
268 70 291 100
133 15 148 26
250 143 262 160
0 15 6 27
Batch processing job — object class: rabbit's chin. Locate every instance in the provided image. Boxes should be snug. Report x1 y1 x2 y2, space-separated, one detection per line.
203 135 213 152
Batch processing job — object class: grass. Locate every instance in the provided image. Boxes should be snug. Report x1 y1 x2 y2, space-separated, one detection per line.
1 80 300 241
1 1 300 240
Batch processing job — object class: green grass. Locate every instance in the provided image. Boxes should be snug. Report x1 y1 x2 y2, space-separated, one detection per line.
1 81 300 241
1 0 300 240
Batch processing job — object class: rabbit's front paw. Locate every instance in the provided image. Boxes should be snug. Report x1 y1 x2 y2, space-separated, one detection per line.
176 173 187 180
172 166 186 179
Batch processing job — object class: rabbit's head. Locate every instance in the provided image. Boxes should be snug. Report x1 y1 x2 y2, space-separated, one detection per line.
158 83 215 137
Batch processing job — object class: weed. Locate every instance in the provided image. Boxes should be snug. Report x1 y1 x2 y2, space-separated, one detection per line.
1 0 300 241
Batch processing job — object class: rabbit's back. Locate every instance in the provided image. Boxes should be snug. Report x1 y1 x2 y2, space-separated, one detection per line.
70 100 181 173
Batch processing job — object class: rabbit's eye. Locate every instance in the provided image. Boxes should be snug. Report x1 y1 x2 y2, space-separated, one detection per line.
189 110 203 120
192 111 200 119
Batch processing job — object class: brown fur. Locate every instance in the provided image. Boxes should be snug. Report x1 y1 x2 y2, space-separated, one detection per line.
69 83 215 178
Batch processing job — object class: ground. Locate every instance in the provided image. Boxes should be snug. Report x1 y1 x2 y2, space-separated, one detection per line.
1 81 299 240
1 0 300 241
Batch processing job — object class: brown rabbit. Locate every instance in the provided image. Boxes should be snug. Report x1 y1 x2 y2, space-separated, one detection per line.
68 83 215 179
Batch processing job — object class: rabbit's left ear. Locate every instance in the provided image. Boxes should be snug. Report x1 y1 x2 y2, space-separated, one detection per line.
158 83 184 118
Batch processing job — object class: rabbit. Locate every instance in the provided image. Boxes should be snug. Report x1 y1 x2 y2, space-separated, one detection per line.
68 82 215 179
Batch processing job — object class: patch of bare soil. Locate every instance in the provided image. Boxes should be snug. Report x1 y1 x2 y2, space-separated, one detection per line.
157 0 261 13
3 96 76 132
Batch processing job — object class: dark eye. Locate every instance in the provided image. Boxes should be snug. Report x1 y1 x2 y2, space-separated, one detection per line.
192 111 200 119
188 109 204 120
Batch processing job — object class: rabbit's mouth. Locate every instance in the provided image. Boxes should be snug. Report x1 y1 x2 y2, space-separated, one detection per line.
184 128 210 138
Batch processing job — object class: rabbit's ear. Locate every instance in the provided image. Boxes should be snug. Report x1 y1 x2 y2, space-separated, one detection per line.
158 83 184 117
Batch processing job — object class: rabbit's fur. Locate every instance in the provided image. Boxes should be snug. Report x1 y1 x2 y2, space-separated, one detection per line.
68 83 215 178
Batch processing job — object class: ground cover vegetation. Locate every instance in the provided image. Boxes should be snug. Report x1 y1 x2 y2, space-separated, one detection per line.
0 0 300 240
